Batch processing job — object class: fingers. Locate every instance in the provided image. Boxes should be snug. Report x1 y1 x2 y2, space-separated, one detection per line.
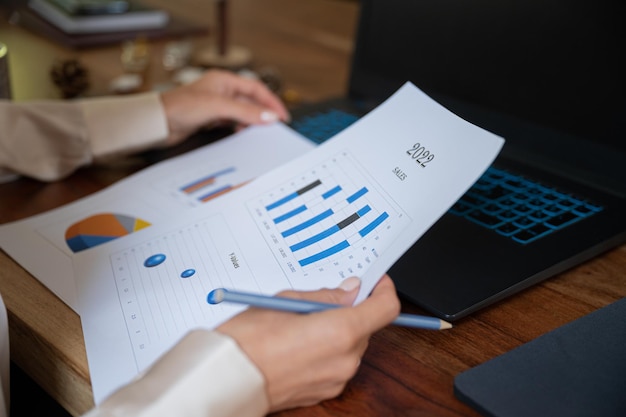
234 79 291 123
194 69 291 123
216 275 397 413
274 274 400 350
205 94 283 127
160 68 293 146
351 274 401 333
276 276 362 307
275 274 400 333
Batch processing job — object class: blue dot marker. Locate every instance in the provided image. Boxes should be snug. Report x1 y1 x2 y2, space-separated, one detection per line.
180 269 195 278
144 253 166 267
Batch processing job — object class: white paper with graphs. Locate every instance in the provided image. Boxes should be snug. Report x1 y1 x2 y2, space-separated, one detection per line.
73 82 504 403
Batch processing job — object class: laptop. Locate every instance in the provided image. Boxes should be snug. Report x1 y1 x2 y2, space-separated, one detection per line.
289 0 626 320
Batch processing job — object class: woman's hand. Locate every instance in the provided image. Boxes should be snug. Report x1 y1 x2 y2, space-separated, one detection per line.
217 274 400 412
160 69 290 146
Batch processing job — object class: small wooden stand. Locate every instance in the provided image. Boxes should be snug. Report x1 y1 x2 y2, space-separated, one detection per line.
194 0 252 69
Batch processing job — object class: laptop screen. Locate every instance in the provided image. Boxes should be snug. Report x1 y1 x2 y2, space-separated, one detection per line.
348 0 625 157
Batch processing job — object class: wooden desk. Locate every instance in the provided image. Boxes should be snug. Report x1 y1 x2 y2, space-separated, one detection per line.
1 1 626 416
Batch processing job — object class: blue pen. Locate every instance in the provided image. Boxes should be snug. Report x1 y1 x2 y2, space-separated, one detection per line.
207 288 452 330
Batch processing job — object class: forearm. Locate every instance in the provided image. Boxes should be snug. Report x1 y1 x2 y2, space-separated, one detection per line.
0 99 90 181
81 93 168 161
81 330 269 417
0 93 168 182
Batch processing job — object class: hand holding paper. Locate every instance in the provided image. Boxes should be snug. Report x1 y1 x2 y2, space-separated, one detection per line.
74 82 504 402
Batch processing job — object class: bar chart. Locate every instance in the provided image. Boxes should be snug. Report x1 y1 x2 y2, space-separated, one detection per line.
248 151 410 282
163 166 246 206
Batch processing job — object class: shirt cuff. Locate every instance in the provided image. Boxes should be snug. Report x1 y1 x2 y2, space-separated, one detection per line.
95 329 269 417
80 92 169 159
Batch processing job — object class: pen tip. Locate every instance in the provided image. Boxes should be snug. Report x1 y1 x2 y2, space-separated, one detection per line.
440 320 453 330
207 288 225 304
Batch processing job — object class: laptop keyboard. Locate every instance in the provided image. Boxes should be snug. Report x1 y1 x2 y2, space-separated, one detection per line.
291 108 604 245
450 166 603 244
290 109 360 143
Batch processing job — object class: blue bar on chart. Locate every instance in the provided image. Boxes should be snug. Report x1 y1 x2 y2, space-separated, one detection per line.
296 209 389 266
281 209 334 237
263 177 390 267
289 205 371 252
265 179 322 210
252 152 409 275
179 167 236 194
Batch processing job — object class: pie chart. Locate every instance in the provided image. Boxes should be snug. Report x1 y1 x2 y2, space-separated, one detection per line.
65 213 151 253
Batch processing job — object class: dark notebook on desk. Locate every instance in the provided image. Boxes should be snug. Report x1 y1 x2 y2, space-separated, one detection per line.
453 298 626 417
289 0 626 320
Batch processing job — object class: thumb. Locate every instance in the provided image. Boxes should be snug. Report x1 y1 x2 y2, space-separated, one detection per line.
333 276 362 306
277 277 362 307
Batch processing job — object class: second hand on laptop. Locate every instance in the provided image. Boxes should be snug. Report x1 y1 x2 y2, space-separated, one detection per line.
207 288 452 330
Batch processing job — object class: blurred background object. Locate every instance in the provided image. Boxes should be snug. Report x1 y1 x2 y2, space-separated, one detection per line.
49 58 89 98
0 42 11 99
194 0 251 69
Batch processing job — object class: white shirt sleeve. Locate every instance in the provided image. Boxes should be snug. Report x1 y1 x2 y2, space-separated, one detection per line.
81 93 169 160
81 329 269 417
0 93 169 182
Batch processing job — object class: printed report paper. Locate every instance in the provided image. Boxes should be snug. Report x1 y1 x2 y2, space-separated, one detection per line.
0 124 315 310
73 82 505 403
